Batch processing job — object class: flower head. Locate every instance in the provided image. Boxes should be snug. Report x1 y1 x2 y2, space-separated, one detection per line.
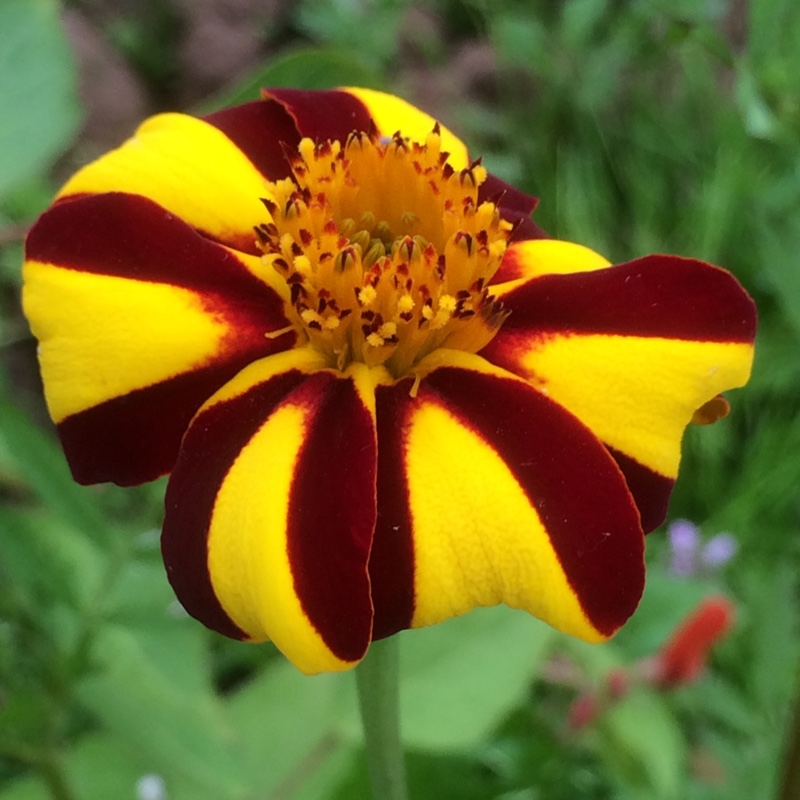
668 518 701 575
23 88 756 674
645 595 736 688
667 518 739 576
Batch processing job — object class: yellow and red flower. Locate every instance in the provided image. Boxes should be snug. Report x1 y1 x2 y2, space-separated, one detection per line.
23 88 756 674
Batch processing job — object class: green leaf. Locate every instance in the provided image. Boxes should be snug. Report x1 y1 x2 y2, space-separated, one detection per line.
328 747 497 800
737 565 800 710
0 399 109 544
597 689 687 800
0 776 46 800
0 0 82 199
290 745 361 800
200 47 381 114
102 541 179 628
77 625 248 799
0 733 236 800
221 609 556 795
399 607 557 750
225 658 350 796
0 506 104 612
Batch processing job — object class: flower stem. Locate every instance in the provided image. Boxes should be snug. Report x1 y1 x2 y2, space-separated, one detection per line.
355 637 408 800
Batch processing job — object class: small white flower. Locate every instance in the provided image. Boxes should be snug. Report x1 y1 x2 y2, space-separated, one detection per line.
136 774 167 800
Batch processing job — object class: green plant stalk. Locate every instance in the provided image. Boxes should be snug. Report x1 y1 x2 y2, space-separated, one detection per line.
779 663 800 800
355 637 408 800
39 753 75 800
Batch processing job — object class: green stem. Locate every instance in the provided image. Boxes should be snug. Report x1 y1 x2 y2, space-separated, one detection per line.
39 753 75 800
355 637 408 800
779 665 800 800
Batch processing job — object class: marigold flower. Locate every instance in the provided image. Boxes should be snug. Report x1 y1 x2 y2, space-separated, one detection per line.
22 88 756 674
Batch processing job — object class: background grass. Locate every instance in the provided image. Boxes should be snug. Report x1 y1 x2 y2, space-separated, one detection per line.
1 1 798 798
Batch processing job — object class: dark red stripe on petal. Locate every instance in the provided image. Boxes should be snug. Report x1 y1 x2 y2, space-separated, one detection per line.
26 193 281 306
30 192 296 487
508 215 550 243
492 256 757 343
263 89 374 144
420 368 644 636
369 381 418 640
607 447 674 534
162 368 378 656
287 373 377 662
162 369 310 640
480 173 538 217
204 98 301 181
58 347 290 486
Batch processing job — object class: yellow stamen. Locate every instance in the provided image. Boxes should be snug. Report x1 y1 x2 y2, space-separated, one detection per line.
255 128 511 378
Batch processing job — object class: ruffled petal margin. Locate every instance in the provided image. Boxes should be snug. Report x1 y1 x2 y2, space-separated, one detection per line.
484 253 757 531
23 192 295 485
162 348 377 675
369 350 645 643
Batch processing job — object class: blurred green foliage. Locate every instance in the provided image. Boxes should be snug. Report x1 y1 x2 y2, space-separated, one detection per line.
1 0 799 798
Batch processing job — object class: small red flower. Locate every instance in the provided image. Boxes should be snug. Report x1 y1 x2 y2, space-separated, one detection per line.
649 595 736 688
569 692 601 730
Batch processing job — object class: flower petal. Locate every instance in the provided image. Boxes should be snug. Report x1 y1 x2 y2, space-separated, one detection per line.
260 88 373 146
56 112 279 253
23 192 294 485
370 350 644 642
493 238 612 286
238 86 471 169
202 97 303 182
162 348 377 675
484 255 757 530
338 87 471 169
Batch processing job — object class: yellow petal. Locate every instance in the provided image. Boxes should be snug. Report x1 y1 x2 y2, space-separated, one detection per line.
58 113 270 251
372 350 644 642
518 334 752 478
24 262 229 421
493 238 612 290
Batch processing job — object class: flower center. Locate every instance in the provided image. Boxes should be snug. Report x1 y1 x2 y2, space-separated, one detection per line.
255 128 511 378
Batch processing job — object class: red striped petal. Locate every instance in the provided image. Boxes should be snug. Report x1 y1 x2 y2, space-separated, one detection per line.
203 98 303 181
493 255 757 343
369 385 417 640
163 367 311 641
484 255 756 529
607 447 675 534
25 192 294 485
371 354 645 640
163 354 377 672
262 88 374 145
